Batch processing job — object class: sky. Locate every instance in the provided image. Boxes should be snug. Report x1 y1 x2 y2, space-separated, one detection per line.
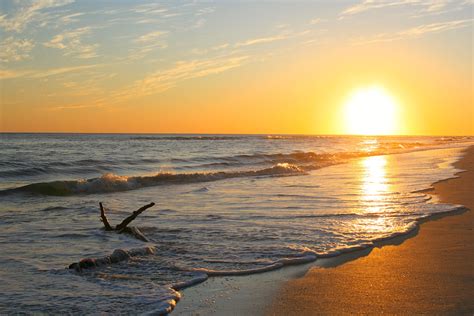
0 0 472 135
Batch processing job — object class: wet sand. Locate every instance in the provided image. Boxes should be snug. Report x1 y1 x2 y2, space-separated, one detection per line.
268 145 474 315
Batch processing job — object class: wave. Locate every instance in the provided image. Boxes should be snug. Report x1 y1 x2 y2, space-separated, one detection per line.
129 135 248 141
212 147 420 167
128 135 473 143
0 144 432 196
0 149 355 178
2 142 453 197
1 163 304 196
129 135 330 141
64 204 466 315
0 140 441 180
186 251 318 276
68 245 182 315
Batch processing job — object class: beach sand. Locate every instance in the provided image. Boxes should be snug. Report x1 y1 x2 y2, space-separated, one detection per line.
268 145 474 315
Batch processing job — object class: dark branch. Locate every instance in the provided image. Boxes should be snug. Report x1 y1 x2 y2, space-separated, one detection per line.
98 202 155 241
99 202 113 231
115 202 155 231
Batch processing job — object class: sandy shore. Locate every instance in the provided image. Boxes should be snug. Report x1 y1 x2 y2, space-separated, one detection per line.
268 145 474 315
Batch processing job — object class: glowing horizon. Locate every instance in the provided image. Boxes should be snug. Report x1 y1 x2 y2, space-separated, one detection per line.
0 1 472 136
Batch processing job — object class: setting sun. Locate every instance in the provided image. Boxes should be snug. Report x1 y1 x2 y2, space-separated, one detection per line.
344 86 399 135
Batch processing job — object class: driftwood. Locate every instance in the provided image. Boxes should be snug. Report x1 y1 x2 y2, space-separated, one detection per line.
99 202 155 242
69 246 156 272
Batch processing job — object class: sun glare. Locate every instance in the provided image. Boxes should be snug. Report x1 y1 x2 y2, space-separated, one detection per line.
344 86 398 135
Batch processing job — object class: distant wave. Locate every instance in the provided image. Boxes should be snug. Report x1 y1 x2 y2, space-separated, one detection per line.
0 144 435 196
1 163 305 196
204 143 429 167
0 141 438 179
129 135 248 141
128 135 473 143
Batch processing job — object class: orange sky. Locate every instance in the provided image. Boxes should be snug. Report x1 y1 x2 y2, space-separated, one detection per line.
1 1 472 135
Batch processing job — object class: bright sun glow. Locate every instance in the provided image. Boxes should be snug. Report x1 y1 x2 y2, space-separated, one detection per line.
344 86 398 135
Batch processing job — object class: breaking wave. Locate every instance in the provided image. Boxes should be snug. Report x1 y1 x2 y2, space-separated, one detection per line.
1 145 437 196
2 163 304 196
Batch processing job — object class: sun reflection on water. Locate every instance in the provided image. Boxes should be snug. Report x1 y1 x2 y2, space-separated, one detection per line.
362 155 389 202
358 155 392 233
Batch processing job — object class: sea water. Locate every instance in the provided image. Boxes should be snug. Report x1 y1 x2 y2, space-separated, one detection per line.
0 134 472 314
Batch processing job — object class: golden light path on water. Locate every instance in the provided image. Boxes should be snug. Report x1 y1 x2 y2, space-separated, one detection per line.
359 155 391 233
362 155 389 206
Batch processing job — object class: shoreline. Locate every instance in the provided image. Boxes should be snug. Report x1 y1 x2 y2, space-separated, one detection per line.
172 145 472 315
267 145 474 315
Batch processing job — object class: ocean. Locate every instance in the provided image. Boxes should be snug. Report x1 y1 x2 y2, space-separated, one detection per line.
0 133 472 314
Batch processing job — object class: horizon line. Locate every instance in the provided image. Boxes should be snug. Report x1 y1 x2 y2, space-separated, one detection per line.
0 132 473 137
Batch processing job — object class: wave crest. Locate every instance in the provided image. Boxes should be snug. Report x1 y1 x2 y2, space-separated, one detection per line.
2 163 305 196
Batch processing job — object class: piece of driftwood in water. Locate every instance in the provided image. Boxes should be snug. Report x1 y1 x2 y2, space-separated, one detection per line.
99 202 155 242
69 246 156 272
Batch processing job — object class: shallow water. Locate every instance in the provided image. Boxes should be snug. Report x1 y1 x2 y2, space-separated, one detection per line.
0 134 472 314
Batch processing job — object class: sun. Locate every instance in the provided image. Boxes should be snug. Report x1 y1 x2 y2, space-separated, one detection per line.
343 86 399 135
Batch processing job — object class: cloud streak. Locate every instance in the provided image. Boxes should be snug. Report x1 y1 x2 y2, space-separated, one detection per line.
0 64 99 80
44 27 99 59
353 19 472 44
339 0 470 19
0 37 35 62
59 12 84 24
135 30 167 44
115 55 249 100
43 54 248 110
341 0 418 16
127 30 168 60
0 0 74 32
235 34 287 47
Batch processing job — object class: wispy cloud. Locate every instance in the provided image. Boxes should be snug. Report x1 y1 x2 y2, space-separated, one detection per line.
423 0 453 12
0 0 74 32
196 7 215 16
341 0 417 17
190 43 230 56
135 30 167 44
212 43 230 50
0 64 99 80
131 3 168 15
34 64 99 78
400 19 472 36
309 18 322 25
339 0 466 19
49 103 97 110
234 27 313 48
353 19 472 44
54 71 116 97
116 55 249 99
127 30 168 60
48 54 250 110
59 12 84 24
44 27 99 59
235 34 288 47
126 45 167 61
0 37 35 62
410 0 472 18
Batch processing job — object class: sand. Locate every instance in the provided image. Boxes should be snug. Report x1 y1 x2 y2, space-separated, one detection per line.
268 145 474 315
